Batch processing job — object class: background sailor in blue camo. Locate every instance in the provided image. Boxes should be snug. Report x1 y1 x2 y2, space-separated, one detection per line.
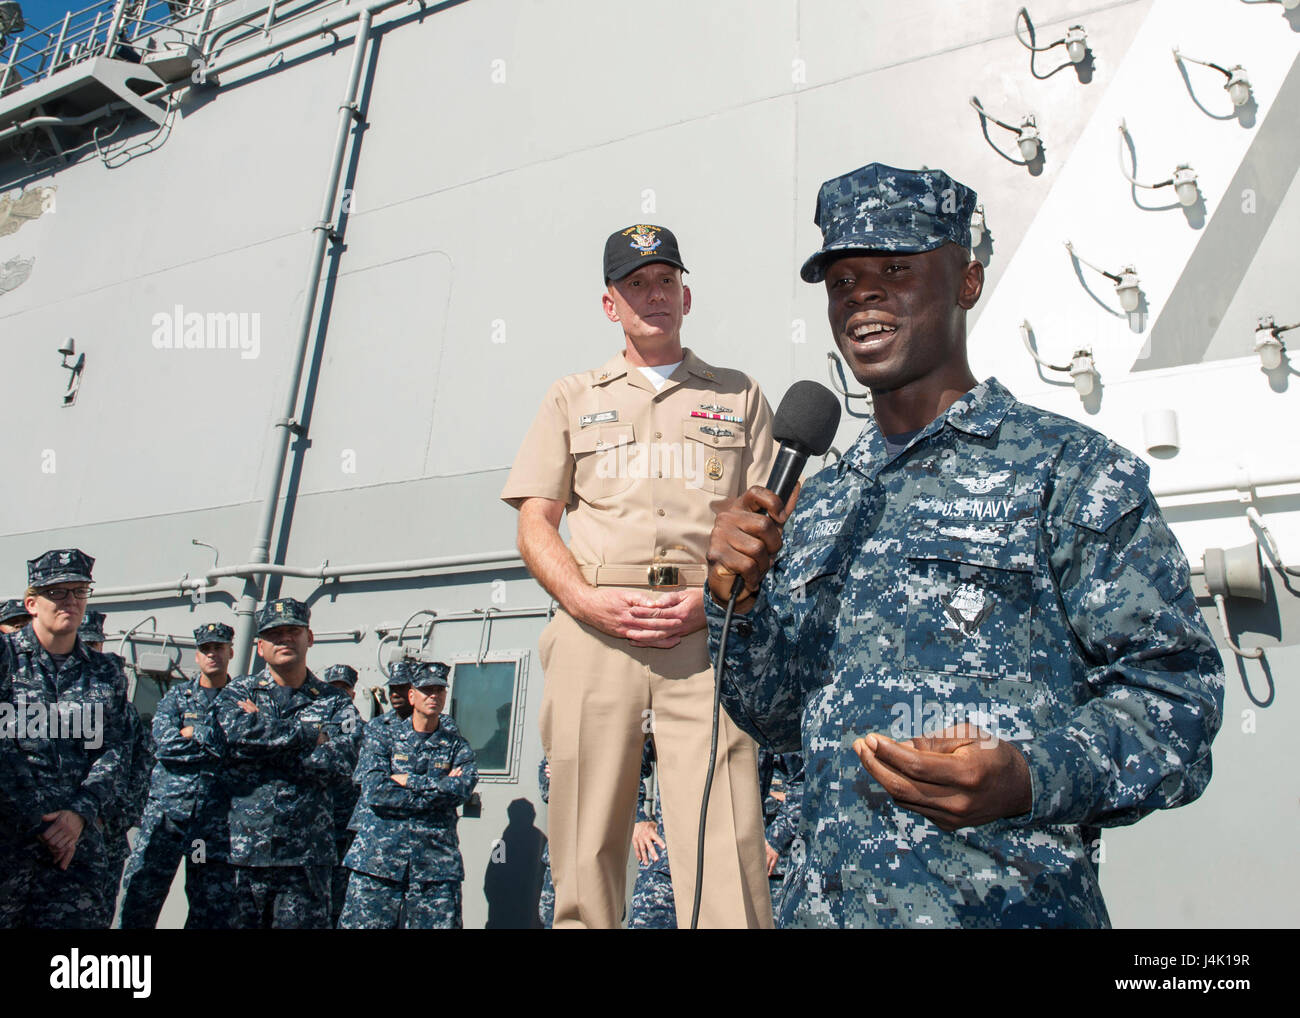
758 749 804 922
0 549 131 928
97 699 154 926
0 598 31 634
213 598 362 929
119 620 235 929
323 663 362 926
628 738 675 929
77 609 107 649
73 607 144 924
339 660 478 929
705 163 1225 929
379 659 414 722
537 756 553 928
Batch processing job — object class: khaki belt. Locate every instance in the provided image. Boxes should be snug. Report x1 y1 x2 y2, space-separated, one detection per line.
579 563 708 588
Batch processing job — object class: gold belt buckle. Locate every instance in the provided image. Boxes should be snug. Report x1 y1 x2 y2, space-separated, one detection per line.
648 564 679 587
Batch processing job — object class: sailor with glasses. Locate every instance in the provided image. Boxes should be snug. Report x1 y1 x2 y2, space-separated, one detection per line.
0 549 132 928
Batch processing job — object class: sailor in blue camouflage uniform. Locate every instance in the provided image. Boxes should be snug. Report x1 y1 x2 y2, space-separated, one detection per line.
340 660 478 928
379 659 415 723
77 610 107 651
322 663 362 926
73 609 150 925
212 598 363 928
705 163 1226 929
0 598 31 634
119 620 235 929
758 749 804 923
628 738 675 929
0 549 131 928
537 756 554 928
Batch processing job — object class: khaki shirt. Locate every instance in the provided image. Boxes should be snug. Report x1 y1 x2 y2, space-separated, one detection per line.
501 348 776 571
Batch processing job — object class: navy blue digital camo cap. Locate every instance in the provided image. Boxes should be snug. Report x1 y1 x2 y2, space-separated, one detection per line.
194 621 235 646
256 597 310 633
323 664 359 689
387 660 414 687
78 610 106 643
801 163 978 282
410 661 450 689
28 548 94 587
0 599 30 624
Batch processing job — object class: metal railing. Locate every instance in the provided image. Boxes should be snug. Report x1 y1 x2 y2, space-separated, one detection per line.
0 0 204 94
0 0 335 98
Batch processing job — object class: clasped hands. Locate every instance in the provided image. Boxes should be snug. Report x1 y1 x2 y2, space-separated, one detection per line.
577 586 706 649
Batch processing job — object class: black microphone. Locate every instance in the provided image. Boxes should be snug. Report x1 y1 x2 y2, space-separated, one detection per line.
691 379 841 930
728 381 842 599
763 379 843 508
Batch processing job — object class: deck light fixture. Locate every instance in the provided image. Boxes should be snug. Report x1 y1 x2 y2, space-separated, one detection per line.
1016 116 1041 161
1173 48 1253 108
970 97 1042 164
1019 320 1099 399
1014 9 1089 67
969 203 986 247
1254 315 1295 370
1069 350 1099 396
1064 242 1142 314
1118 120 1200 207
1064 25 1089 64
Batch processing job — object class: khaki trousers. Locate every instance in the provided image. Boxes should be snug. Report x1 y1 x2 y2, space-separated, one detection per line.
538 604 772 929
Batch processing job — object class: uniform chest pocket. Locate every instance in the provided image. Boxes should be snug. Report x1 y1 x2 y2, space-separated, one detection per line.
682 418 746 497
571 423 636 504
902 534 1034 682
780 538 847 594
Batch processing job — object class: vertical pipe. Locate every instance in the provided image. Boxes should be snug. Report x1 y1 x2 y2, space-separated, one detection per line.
230 9 373 674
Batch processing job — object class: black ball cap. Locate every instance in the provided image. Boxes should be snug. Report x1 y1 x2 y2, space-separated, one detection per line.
603 224 688 282
772 380 841 456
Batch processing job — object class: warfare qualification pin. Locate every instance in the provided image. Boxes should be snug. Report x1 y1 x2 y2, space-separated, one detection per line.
705 456 724 481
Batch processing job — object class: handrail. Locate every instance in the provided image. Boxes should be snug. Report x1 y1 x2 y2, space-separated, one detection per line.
0 0 221 95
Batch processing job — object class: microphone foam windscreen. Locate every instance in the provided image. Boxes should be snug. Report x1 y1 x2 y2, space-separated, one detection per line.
771 380 842 456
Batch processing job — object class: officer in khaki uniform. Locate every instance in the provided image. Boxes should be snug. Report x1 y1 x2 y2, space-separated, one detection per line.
502 224 776 928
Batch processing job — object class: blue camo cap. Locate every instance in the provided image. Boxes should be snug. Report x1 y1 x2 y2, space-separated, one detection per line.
387 659 414 687
322 664 358 688
0 598 30 624
78 610 106 642
800 163 978 282
194 621 235 646
256 597 310 633
27 548 94 587
410 661 450 689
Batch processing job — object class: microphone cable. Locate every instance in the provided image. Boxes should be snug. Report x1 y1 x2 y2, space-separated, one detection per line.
689 575 745 930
